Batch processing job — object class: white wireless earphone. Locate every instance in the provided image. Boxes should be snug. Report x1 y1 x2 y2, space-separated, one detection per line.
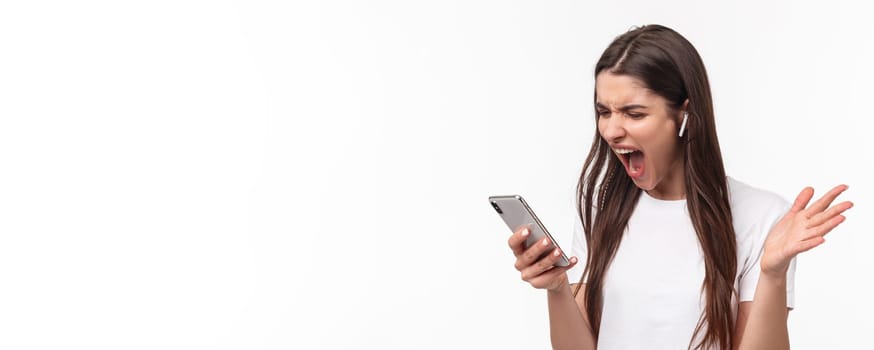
678 112 688 137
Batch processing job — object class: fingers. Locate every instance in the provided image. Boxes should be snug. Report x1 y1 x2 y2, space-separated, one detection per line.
520 247 565 280
789 187 815 214
791 237 826 255
527 256 579 289
804 184 849 216
507 225 530 257
807 201 854 228
508 225 578 290
807 214 847 239
514 236 554 271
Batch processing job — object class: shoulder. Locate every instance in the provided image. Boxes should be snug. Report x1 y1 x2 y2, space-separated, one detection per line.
727 176 791 237
727 176 790 214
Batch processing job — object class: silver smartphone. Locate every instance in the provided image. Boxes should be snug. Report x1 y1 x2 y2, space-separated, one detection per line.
489 195 570 267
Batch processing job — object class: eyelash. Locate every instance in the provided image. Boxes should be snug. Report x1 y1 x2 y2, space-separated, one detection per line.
597 111 645 119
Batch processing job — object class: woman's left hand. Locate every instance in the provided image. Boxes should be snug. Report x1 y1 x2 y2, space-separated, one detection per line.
761 185 854 278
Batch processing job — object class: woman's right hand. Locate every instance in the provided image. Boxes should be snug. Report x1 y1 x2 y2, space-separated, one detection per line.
508 225 579 292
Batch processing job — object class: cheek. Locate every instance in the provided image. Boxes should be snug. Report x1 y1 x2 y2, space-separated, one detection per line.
650 136 681 164
635 128 678 163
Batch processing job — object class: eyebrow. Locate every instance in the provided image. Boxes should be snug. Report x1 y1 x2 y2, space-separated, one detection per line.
595 102 648 111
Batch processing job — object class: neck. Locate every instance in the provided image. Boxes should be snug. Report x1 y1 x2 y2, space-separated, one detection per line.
646 156 686 200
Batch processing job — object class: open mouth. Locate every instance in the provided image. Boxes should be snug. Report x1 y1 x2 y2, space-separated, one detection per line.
613 147 645 179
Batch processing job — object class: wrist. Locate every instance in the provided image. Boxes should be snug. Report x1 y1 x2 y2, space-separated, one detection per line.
759 268 789 286
760 258 790 282
546 275 572 295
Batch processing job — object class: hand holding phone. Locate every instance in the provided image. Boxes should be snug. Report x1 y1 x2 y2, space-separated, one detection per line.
490 195 570 265
491 195 577 291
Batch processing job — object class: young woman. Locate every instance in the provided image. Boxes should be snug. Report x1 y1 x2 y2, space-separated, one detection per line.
506 24 853 350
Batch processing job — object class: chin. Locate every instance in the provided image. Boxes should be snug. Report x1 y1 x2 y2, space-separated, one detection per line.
630 176 655 191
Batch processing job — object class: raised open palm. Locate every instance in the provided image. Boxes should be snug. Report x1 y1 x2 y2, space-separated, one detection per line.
761 185 854 277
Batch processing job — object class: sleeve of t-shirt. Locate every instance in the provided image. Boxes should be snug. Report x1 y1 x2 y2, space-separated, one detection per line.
566 211 588 284
737 199 796 309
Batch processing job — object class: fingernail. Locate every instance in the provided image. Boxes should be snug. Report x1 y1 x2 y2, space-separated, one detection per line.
521 228 529 237
571 257 577 264
542 238 550 246
553 249 560 256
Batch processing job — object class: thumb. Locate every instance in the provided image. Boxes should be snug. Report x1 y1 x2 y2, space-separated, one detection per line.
789 187 815 214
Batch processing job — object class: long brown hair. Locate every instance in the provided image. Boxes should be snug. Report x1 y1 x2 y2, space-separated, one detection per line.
572 25 737 350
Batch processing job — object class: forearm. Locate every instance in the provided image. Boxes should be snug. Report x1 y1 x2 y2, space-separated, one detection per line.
547 283 596 350
738 272 790 350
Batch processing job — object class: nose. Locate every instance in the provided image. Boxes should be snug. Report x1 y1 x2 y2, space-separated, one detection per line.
599 113 626 143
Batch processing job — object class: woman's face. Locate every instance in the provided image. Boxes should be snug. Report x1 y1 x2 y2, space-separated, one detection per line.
595 72 685 200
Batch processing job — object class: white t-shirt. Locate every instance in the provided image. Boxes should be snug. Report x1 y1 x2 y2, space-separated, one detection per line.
566 177 795 349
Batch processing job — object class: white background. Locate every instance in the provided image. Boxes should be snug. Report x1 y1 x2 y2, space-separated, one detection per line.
1 0 871 349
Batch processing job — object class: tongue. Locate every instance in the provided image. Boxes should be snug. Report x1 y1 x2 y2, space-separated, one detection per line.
627 152 645 178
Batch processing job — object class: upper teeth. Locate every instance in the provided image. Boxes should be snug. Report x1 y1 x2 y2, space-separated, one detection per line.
614 148 636 154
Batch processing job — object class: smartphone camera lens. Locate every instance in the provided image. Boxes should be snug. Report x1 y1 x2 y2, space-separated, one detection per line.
491 201 503 214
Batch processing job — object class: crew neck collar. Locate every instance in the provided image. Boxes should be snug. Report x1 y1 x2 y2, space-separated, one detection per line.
641 190 687 205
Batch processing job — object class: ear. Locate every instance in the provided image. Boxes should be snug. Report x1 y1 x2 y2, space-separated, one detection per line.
678 99 690 137
680 99 690 118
